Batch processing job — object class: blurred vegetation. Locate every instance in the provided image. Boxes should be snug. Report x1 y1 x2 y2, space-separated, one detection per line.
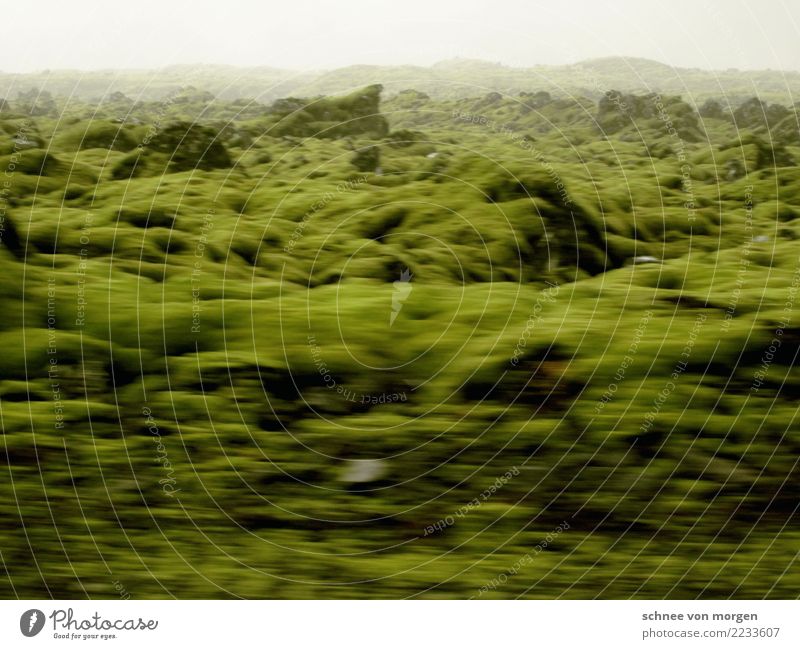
0 73 799 599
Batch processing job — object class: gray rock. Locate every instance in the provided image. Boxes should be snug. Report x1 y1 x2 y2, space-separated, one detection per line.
631 255 661 265
339 459 388 483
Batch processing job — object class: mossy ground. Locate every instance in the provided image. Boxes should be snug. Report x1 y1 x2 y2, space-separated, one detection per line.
0 82 798 598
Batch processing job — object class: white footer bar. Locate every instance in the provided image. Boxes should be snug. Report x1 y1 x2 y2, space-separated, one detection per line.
1 600 797 648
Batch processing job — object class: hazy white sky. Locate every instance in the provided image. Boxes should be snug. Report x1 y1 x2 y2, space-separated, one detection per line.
3 0 799 72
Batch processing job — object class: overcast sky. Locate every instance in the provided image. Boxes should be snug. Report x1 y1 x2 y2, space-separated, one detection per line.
4 0 798 73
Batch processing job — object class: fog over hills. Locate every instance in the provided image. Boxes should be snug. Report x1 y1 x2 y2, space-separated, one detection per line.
2 57 798 104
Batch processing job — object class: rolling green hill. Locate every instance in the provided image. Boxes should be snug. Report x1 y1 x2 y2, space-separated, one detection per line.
0 79 798 598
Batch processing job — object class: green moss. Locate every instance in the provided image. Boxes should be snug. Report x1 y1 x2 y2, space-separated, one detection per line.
1 80 799 599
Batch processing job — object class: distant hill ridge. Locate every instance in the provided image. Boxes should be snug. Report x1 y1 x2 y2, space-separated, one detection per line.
1 57 798 105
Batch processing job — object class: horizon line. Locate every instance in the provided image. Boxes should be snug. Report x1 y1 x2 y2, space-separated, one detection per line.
2 56 800 77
